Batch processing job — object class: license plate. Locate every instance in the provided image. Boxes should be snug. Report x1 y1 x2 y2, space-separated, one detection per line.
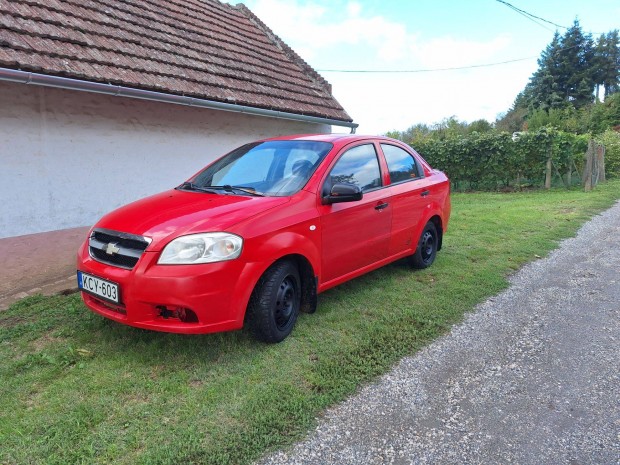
77 271 120 304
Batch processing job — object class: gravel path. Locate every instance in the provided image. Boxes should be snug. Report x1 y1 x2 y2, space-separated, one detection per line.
259 201 620 465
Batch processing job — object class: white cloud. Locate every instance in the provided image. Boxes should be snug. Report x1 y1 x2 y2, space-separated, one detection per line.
247 0 414 62
248 0 514 67
346 1 361 17
412 35 513 69
236 0 529 134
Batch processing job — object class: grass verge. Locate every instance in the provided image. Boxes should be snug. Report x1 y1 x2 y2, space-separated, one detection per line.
1 181 619 464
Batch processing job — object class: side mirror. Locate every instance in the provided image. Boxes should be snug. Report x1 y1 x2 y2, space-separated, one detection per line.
323 183 363 204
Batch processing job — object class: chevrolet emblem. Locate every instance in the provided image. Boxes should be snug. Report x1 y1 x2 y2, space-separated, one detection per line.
105 242 121 255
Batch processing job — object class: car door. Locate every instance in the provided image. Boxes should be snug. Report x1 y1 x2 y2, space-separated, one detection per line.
380 143 432 256
319 143 392 284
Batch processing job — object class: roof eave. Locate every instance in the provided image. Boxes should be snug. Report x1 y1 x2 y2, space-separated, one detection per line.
0 68 358 131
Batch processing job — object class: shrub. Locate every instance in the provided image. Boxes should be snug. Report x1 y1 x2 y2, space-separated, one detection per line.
595 130 620 178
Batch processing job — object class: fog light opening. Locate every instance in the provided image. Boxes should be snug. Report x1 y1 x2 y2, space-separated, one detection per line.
157 306 174 319
156 305 198 323
177 307 199 323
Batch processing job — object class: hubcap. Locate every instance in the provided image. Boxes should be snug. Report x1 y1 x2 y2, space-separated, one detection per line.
421 231 435 263
274 276 297 330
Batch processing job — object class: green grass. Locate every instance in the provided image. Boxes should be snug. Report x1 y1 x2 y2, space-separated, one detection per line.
1 181 619 465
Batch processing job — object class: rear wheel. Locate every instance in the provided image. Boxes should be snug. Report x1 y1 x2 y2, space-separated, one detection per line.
409 221 438 269
247 260 301 343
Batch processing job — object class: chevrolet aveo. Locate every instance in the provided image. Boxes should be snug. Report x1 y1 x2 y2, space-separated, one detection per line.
77 134 451 342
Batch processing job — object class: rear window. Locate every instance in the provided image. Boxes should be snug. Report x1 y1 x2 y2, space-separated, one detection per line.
381 144 422 183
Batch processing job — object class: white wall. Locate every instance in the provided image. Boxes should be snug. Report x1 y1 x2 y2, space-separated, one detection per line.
0 82 331 238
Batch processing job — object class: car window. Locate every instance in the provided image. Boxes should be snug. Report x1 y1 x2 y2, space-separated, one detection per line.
212 147 273 186
381 144 422 183
329 144 382 192
283 149 321 178
193 140 332 196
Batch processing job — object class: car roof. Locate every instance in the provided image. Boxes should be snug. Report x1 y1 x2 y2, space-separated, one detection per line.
263 133 394 144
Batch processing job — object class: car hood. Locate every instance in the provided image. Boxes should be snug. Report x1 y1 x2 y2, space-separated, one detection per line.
94 189 291 250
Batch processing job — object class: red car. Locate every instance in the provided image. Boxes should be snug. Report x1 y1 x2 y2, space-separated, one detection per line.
77 134 450 342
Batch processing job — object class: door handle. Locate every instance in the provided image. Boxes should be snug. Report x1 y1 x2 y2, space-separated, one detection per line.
375 202 389 211
421 190 430 197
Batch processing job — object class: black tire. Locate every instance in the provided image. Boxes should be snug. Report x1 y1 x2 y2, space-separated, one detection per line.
246 260 301 343
409 222 438 269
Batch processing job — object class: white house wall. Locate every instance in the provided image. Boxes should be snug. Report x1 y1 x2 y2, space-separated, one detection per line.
0 82 331 239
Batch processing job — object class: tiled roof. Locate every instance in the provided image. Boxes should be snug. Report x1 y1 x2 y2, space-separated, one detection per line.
0 0 352 122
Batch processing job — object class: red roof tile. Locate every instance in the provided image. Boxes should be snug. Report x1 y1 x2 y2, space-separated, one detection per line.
0 0 352 122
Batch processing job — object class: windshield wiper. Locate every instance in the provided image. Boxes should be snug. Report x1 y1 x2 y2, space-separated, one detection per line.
176 182 220 194
205 185 265 197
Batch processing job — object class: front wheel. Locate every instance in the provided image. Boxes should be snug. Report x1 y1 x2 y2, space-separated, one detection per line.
409 222 438 269
246 260 301 343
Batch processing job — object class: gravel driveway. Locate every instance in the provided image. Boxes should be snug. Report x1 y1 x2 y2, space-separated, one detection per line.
259 201 620 465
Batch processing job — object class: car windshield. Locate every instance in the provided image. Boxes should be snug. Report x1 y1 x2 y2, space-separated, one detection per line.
187 140 333 197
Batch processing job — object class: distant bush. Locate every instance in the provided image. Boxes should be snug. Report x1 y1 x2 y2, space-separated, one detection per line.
595 130 620 178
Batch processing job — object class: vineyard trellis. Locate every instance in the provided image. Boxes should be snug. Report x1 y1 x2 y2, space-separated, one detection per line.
409 128 606 191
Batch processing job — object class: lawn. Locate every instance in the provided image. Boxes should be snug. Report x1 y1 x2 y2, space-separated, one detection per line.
1 181 619 465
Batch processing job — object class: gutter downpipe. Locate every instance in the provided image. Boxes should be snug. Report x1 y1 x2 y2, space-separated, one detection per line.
0 68 358 133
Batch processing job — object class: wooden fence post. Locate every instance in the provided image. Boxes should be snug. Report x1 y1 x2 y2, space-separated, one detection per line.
545 146 552 189
584 139 594 191
597 143 606 183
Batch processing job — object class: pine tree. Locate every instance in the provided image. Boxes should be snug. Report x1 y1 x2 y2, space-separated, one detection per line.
593 34 607 100
557 20 595 108
601 31 620 96
522 32 563 110
523 21 597 112
504 23 619 133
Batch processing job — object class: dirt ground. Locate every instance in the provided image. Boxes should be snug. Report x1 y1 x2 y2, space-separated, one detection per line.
0 226 90 310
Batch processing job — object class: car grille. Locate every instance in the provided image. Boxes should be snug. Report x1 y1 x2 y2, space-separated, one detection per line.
89 228 151 269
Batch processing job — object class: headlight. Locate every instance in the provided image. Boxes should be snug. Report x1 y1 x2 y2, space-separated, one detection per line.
158 233 243 264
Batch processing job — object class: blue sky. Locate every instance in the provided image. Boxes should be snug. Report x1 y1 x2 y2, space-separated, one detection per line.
230 0 620 134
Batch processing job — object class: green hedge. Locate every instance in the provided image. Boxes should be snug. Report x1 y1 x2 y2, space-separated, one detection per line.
411 128 590 190
595 130 620 178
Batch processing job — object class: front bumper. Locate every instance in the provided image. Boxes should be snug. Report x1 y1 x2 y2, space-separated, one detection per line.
77 241 259 334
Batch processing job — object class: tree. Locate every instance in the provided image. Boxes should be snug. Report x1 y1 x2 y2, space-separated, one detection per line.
524 32 564 111
526 107 584 133
600 92 620 127
593 34 607 100
522 21 596 112
495 106 528 133
467 119 494 133
431 116 469 140
385 123 431 144
557 20 595 108
595 30 620 97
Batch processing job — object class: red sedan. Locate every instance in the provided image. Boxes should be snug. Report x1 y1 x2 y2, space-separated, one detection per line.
77 134 451 342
